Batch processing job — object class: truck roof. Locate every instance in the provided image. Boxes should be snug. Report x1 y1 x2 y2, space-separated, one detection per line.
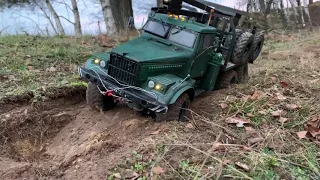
150 13 216 33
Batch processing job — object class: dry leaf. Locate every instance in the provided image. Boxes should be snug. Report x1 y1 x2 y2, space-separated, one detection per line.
271 77 277 82
248 137 264 145
249 90 264 101
258 110 267 115
245 126 255 133
153 166 165 175
226 117 250 124
211 142 223 151
309 79 319 84
271 110 286 117
296 131 308 139
307 116 320 128
276 93 286 101
123 169 139 179
246 113 255 117
220 103 228 109
235 162 250 172
150 130 160 135
186 123 194 129
242 146 252 151
280 81 289 88
113 173 121 179
307 126 320 137
278 117 289 123
226 117 250 128
285 104 299 111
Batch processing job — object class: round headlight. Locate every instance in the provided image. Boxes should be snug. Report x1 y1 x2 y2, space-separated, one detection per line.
99 60 106 67
148 81 155 88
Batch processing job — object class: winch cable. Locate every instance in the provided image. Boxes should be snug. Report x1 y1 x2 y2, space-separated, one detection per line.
91 66 158 99
79 67 158 101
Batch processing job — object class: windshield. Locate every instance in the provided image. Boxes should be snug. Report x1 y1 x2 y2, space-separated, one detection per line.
143 20 169 37
168 28 197 48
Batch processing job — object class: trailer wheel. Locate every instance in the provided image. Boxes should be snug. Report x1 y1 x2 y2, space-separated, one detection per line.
86 82 117 111
249 32 264 63
232 32 254 64
235 63 249 83
155 93 190 122
217 70 238 89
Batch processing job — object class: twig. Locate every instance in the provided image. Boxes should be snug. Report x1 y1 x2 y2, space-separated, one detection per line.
193 131 223 180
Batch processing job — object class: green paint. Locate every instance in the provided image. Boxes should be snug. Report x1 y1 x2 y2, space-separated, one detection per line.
82 10 229 106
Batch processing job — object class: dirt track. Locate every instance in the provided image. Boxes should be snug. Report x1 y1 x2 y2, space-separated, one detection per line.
0 94 178 179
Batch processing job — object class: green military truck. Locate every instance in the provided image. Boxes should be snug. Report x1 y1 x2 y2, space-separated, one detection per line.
78 0 264 121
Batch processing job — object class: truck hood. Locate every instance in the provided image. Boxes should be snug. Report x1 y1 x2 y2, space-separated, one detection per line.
112 37 192 63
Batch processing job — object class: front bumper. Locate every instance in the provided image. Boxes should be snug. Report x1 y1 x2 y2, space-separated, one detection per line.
78 66 168 113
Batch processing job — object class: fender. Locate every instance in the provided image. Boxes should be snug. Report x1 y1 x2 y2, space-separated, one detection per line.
169 85 195 104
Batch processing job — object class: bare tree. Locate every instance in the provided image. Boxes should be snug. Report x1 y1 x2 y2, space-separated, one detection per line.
45 0 65 35
99 0 116 35
110 0 133 32
157 0 163 7
289 0 299 25
259 0 266 12
296 0 306 27
70 0 82 36
278 0 289 28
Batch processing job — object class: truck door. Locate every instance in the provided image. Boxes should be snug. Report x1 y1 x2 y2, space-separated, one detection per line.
190 33 215 78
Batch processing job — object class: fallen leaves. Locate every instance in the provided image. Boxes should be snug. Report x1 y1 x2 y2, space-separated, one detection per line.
285 104 299 111
278 117 289 123
271 110 286 117
296 131 308 139
235 162 250 172
220 103 228 109
225 116 250 127
249 90 264 101
297 116 320 140
279 81 289 88
153 166 165 175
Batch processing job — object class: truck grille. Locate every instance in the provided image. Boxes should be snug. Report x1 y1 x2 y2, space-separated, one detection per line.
108 53 140 86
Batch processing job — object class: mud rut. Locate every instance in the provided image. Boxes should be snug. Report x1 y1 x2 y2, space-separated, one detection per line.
0 92 172 179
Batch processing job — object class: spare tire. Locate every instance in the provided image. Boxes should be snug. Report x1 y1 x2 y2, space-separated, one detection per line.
222 29 243 60
249 32 265 63
232 32 254 65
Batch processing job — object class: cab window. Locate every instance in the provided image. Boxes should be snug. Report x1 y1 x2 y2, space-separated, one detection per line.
199 34 214 51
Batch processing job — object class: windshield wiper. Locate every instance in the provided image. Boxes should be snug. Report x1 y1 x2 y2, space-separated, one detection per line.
172 26 186 35
159 18 166 32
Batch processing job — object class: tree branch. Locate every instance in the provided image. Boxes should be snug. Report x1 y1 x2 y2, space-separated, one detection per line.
58 15 75 24
0 25 10 35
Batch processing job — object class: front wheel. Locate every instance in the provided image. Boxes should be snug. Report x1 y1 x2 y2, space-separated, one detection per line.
155 93 191 122
86 82 117 111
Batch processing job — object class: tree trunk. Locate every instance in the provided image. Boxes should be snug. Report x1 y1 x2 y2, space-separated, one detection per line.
297 0 306 27
279 0 289 28
309 0 313 4
35 2 58 35
259 0 266 12
264 0 274 29
157 0 163 7
247 0 253 12
303 0 312 26
110 0 134 33
289 0 299 25
99 0 116 35
71 0 82 36
45 0 65 35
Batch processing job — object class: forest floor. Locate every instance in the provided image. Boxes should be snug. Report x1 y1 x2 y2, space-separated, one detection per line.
0 31 319 180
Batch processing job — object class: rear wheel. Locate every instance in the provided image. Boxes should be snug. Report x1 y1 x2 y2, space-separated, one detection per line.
232 32 254 64
86 82 117 111
155 93 190 122
249 32 265 63
235 63 249 83
217 70 238 89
